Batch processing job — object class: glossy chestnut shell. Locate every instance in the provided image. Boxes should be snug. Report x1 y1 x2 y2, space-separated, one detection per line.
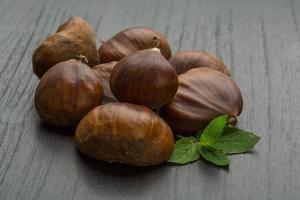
93 61 118 103
169 51 230 75
110 48 178 109
35 60 103 127
98 27 172 63
75 102 174 166
160 67 243 134
32 17 99 78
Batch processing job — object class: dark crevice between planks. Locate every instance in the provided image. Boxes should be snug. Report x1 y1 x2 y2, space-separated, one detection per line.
0 123 25 186
177 0 188 52
215 10 221 59
164 0 174 37
95 13 103 36
0 35 22 76
228 9 235 74
249 56 255 130
0 122 9 147
151 0 160 28
260 14 272 200
192 21 199 50
289 0 300 42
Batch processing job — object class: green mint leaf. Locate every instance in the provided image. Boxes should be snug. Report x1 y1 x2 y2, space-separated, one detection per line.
200 115 228 146
168 137 200 164
210 126 260 154
196 130 202 140
199 147 230 166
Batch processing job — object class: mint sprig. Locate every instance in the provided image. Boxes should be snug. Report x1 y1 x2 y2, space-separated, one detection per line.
168 137 200 164
168 115 260 167
199 147 230 166
210 126 260 154
200 115 228 146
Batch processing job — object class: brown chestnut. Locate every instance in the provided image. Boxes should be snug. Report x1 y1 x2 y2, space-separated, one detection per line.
35 59 103 127
98 27 172 63
110 48 178 109
160 67 243 134
32 17 100 78
75 102 174 166
169 50 230 75
93 61 118 103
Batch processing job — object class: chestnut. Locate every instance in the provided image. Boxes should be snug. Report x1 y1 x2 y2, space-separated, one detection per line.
98 27 172 63
75 102 174 166
110 48 178 109
32 17 99 78
160 67 243 134
34 59 103 127
168 50 230 75
93 61 118 103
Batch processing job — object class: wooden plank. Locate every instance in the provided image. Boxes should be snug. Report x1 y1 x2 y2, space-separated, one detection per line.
0 0 300 199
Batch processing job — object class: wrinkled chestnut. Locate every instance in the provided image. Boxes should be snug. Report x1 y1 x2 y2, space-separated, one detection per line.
160 67 243 134
35 59 103 127
110 48 178 109
32 17 99 78
75 102 174 166
169 50 230 75
93 61 118 103
98 27 172 63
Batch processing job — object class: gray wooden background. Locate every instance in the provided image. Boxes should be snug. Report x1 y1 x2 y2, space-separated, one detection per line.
1 0 300 199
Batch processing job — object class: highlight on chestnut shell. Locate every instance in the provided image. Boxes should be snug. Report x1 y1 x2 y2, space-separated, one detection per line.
169 50 230 75
109 48 178 109
32 16 99 78
34 59 103 127
98 27 172 63
75 102 174 166
160 67 243 134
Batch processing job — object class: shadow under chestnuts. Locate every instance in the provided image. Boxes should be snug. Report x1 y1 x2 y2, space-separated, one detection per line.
32 17 245 167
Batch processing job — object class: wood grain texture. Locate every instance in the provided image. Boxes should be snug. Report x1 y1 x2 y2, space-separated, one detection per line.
0 0 300 199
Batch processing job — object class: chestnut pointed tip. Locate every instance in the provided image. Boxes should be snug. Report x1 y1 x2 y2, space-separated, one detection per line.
152 35 161 48
75 54 89 64
227 115 239 126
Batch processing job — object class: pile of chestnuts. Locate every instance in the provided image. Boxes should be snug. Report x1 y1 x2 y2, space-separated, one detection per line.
33 17 243 166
